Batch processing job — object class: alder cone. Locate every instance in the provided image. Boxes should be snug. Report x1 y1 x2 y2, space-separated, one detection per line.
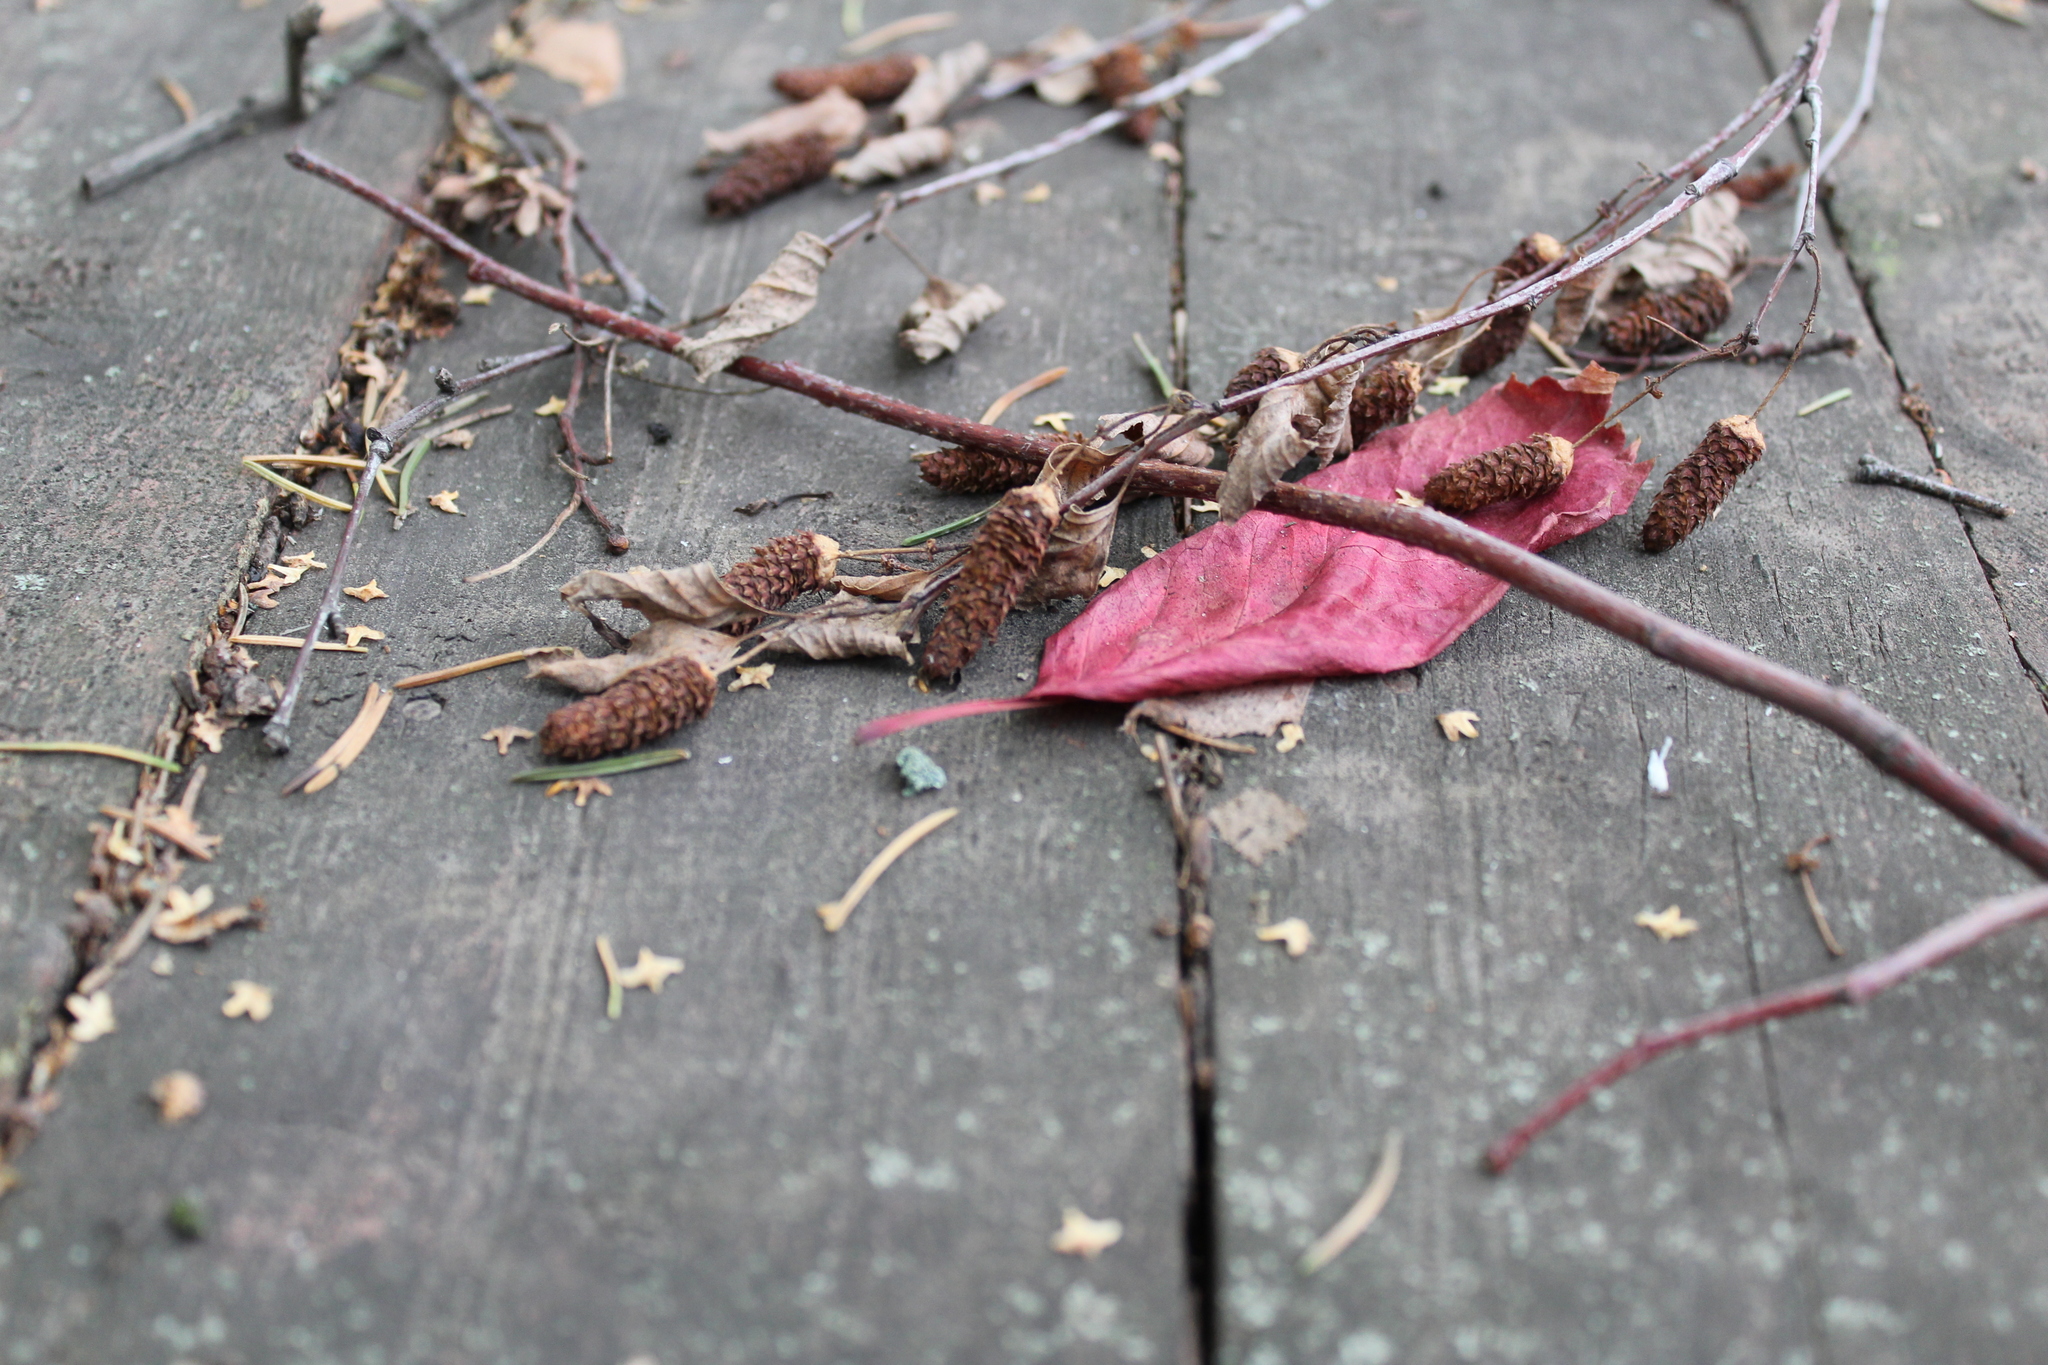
917 446 1043 494
721 531 838 634
1349 359 1422 442
1460 234 1564 377
1727 162 1798 204
920 484 1060 682
1641 414 1765 552
772 54 918 103
1424 434 1574 513
1224 346 1300 400
1603 272 1733 356
705 135 836 218
1092 44 1156 144
539 656 717 761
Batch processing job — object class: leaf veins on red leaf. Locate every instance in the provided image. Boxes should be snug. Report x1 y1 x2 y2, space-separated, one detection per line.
861 376 1647 740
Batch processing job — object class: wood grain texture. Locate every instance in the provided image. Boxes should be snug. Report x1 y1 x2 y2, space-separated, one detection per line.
0 3 1196 1361
1186 1 2048 1361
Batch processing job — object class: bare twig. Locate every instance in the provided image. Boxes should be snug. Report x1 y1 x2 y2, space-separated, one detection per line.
1785 833 1846 956
262 429 390 753
1568 331 1858 368
1813 0 1888 180
1487 882 2048 1172
1856 453 2012 516
378 342 573 446
285 4 321 121
973 1 1225 103
81 0 494 198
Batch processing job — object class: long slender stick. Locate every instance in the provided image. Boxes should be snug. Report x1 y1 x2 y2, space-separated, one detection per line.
972 0 1225 102
262 429 389 753
378 341 574 445
1813 0 1889 180
1486 882 2048 1172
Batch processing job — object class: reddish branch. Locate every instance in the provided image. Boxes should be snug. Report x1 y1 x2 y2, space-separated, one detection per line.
1485 882 2048 1172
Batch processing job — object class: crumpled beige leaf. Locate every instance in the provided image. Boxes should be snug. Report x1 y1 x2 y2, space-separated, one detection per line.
531 619 742 694
521 17 625 106
703 87 865 156
833 126 954 186
988 25 1098 104
758 593 917 663
1615 188 1748 290
892 41 990 129
66 990 116 1042
1014 451 1122 609
1219 367 1323 521
558 563 760 626
1209 788 1310 866
898 277 1005 362
154 884 260 945
1124 679 1313 740
676 232 834 380
1561 361 1621 395
150 1070 206 1124
834 569 934 600
1100 411 1214 467
1548 261 1615 347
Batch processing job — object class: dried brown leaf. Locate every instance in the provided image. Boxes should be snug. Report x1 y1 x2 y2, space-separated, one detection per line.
559 563 762 628
898 277 1005 362
1219 377 1324 521
758 593 917 663
703 87 865 156
150 1071 206 1124
834 570 933 600
529 619 741 694
833 126 954 185
1209 789 1309 866
1124 680 1313 741
1548 262 1614 348
676 232 834 380
891 41 990 129
1615 188 1748 290
521 17 625 106
1101 411 1214 466
1561 361 1620 395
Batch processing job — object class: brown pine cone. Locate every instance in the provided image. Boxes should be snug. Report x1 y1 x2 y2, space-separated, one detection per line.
772 54 919 103
1461 233 1565 377
920 484 1060 682
705 135 837 218
721 531 840 633
1224 346 1300 401
1093 43 1157 144
539 656 717 761
1641 415 1765 552
1424 434 1574 512
1603 273 1734 356
1349 359 1423 443
917 447 1044 494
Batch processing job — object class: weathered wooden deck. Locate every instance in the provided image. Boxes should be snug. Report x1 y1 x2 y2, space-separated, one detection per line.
2 1 2045 1361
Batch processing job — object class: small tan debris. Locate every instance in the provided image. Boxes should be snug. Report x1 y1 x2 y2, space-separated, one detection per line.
520 16 626 106
1050 1207 1124 1258
616 947 684 993
1256 918 1314 957
1209 789 1309 866
428 489 463 515
818 807 958 932
187 708 229 754
974 181 1006 205
461 285 496 305
703 87 865 156
1426 375 1470 397
1097 566 1127 588
1276 722 1305 754
546 777 613 807
344 580 388 602
434 428 476 450
221 980 274 1022
1031 411 1073 432
2020 158 2044 182
482 726 535 756
149 950 175 976
150 1071 207 1124
344 625 384 647
1020 182 1052 203
1375 275 1399 292
1393 489 1424 508
66 990 116 1042
284 684 393 796
728 663 776 692
1436 710 1479 741
1298 1131 1403 1274
1635 905 1699 942
154 884 260 945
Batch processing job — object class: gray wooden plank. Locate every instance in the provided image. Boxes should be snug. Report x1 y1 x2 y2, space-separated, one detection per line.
1186 1 2048 1361
0 2 1202 1361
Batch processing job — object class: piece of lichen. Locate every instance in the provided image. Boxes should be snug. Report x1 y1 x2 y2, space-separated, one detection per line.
895 746 947 795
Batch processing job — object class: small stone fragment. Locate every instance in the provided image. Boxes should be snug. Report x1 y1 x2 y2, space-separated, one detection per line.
896 745 948 795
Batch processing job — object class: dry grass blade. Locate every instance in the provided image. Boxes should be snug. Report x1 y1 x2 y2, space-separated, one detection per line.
818 808 958 932
980 366 1069 424
0 741 182 773
281 683 393 795
842 10 957 55
230 633 369 654
1298 1130 1403 1274
394 646 571 690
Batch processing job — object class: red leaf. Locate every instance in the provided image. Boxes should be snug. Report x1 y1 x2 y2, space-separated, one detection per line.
858 376 1647 741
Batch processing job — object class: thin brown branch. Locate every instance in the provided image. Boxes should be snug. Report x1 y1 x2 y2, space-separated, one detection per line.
1486 881 2048 1173
378 341 573 446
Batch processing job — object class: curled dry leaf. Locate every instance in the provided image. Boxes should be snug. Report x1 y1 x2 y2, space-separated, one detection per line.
1436 710 1480 740
892 42 991 129
1125 680 1313 741
529 619 741 694
1102 411 1213 467
676 232 834 381
1614 188 1748 291
833 126 954 186
150 1071 206 1125
221 980 273 1022
559 563 764 629
66 990 116 1043
833 569 933 601
1209 788 1309 866
1561 361 1620 395
704 87 866 157
521 17 626 106
1219 370 1323 521
1547 262 1614 348
899 277 1006 363
1019 449 1123 609
1031 26 1099 104
759 593 918 663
